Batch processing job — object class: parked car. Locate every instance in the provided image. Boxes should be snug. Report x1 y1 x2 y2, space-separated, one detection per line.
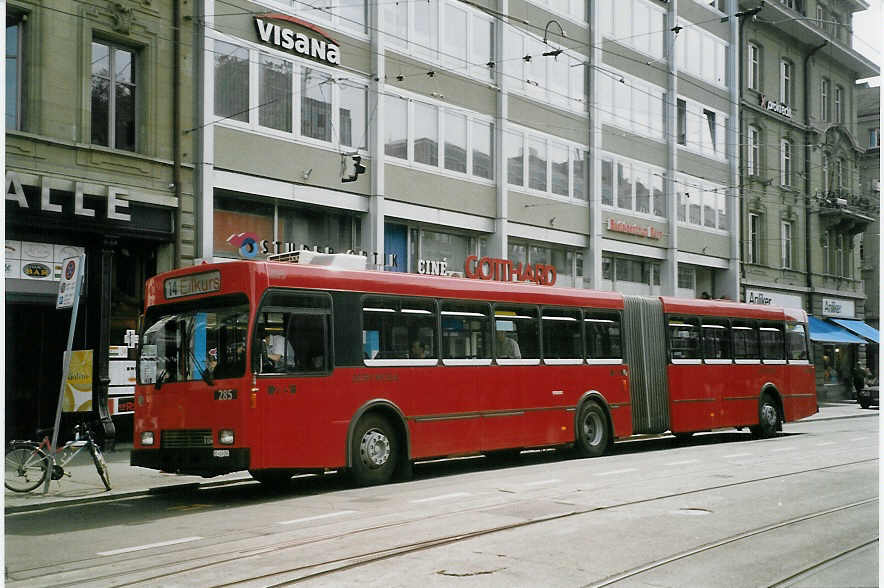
858 385 879 409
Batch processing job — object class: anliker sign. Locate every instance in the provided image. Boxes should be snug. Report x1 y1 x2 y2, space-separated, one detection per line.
255 14 341 66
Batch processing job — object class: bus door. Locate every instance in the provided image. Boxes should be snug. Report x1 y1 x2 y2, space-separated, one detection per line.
252 291 335 470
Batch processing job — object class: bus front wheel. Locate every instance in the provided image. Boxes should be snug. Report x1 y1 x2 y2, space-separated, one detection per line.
575 402 609 458
750 394 780 439
351 414 398 486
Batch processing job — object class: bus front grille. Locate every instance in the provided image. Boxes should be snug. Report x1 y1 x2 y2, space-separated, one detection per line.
161 429 214 448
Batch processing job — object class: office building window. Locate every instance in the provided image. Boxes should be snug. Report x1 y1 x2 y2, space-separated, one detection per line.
444 111 467 173
528 136 548 191
835 158 844 188
339 81 367 149
747 126 760 176
6 13 23 130
472 120 494 180
820 78 830 121
781 221 792 269
413 101 439 166
780 139 792 187
214 40 249 123
595 68 664 139
780 59 792 106
91 40 136 151
296 0 366 34
677 99 686 145
385 96 408 159
600 155 665 218
870 128 880 148
749 213 761 264
301 68 332 141
822 156 830 190
259 54 292 133
822 231 830 273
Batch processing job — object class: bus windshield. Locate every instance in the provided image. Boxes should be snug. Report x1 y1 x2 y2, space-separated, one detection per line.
139 295 250 386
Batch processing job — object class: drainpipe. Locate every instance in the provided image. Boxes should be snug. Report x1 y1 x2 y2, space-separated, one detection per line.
804 41 828 315
173 0 182 265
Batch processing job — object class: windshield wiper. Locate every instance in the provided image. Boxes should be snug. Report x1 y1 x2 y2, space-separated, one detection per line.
184 346 214 386
154 367 168 390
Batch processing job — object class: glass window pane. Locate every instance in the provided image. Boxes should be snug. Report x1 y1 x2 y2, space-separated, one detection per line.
363 297 437 360
338 0 366 32
441 301 490 359
506 130 524 186
550 142 569 196
384 95 407 159
115 75 136 151
787 323 808 361
444 111 467 173
382 1 407 48
339 82 366 148
652 171 664 217
214 41 249 123
585 311 622 359
494 305 539 359
301 67 332 141
702 318 731 360
617 162 632 209
471 17 494 80
528 137 547 191
760 323 785 360
635 167 649 214
669 316 700 360
259 54 293 132
570 58 585 111
601 159 614 206
472 120 493 180
91 42 111 146
413 102 438 166
6 22 20 130
413 0 438 60
573 149 587 200
732 320 759 360
542 308 581 360
444 5 468 70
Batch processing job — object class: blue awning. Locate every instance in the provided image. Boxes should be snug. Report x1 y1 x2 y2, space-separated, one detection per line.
807 316 865 344
831 319 880 344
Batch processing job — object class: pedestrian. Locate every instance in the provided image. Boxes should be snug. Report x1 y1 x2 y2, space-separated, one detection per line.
852 363 869 398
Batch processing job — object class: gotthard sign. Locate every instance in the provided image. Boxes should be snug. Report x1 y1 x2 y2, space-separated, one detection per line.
255 14 341 66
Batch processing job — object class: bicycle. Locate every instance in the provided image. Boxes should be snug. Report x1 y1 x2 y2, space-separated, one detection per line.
5 421 111 493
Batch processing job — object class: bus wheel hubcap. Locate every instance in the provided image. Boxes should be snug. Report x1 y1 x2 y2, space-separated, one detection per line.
360 430 390 468
583 412 602 445
762 404 777 427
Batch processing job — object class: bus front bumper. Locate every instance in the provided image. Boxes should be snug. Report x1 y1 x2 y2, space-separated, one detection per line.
131 447 250 477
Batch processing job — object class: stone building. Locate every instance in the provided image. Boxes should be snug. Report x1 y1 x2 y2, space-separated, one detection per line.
5 0 196 438
738 0 878 399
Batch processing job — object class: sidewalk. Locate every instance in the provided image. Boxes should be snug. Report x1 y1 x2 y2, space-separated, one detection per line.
5 401 877 514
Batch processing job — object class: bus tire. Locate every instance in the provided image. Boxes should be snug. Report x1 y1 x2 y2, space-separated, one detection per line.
575 402 609 458
351 414 398 486
750 394 780 439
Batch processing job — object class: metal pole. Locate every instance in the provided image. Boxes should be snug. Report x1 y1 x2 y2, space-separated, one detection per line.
44 254 86 494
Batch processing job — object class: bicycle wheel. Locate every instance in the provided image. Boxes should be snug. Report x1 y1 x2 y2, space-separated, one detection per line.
5 444 50 493
89 444 112 491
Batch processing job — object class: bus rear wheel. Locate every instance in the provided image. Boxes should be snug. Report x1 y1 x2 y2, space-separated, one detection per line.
575 402 609 458
750 394 780 439
351 414 398 486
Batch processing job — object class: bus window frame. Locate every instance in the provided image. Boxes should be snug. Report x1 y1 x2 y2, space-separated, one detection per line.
583 309 624 365
439 299 493 367
786 321 811 365
759 320 787 365
252 289 334 378
667 315 702 365
700 316 733 365
731 318 761 364
540 306 584 365
361 294 440 367
492 302 541 366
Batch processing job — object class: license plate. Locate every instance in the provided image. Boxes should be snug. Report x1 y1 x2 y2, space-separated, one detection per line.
213 449 230 458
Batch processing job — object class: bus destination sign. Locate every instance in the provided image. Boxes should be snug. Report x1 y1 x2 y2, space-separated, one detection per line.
164 271 222 299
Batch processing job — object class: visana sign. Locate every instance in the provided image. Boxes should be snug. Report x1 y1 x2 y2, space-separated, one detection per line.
255 14 341 66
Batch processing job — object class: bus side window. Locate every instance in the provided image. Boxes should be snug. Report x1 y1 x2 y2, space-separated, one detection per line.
584 311 622 361
732 319 759 360
668 316 700 360
440 301 491 359
701 318 731 360
493 305 539 360
363 296 437 361
786 323 809 361
760 321 786 361
253 291 332 374
541 307 582 360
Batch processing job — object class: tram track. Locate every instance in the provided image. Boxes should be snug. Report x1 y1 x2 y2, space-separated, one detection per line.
768 537 879 587
8 457 875 588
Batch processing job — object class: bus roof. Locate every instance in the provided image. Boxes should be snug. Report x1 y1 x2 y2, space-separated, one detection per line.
660 296 807 322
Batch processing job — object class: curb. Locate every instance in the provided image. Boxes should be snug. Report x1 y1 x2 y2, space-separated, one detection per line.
6 409 876 515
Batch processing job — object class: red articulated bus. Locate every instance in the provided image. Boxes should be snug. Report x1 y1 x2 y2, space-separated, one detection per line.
131 256 817 486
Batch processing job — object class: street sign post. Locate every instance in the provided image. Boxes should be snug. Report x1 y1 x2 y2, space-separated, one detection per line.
44 254 86 493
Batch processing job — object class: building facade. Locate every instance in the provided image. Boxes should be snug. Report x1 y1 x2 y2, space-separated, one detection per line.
738 0 878 399
857 81 880 376
5 0 195 439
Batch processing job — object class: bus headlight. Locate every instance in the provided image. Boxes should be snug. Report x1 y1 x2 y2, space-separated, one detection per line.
218 429 235 445
141 431 155 446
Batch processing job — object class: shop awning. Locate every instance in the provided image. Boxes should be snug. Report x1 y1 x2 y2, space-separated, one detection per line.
807 316 866 344
830 319 880 344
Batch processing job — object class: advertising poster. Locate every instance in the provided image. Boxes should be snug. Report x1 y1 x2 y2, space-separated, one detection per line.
63 350 93 412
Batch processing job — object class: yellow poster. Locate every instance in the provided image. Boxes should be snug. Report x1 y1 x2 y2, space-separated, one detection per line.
63 350 93 412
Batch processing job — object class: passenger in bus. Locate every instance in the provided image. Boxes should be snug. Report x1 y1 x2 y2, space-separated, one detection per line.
260 328 296 371
495 330 521 359
410 340 427 359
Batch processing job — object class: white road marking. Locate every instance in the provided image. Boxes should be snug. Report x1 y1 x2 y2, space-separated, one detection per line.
411 492 471 503
723 453 752 458
771 447 796 452
97 537 202 556
849 437 868 442
665 459 699 466
523 479 561 486
815 442 836 446
595 468 637 476
276 510 357 526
